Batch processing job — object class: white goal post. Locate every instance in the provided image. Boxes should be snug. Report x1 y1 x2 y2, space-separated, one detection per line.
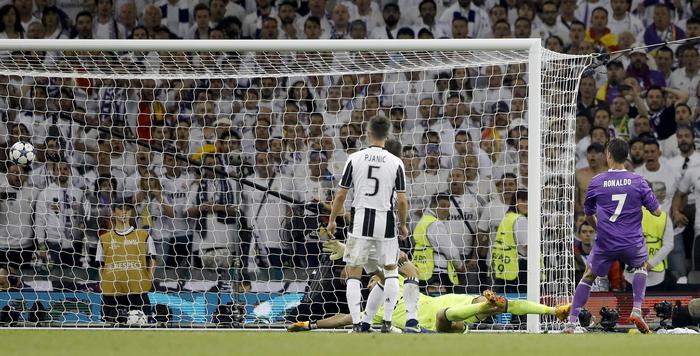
0 39 591 332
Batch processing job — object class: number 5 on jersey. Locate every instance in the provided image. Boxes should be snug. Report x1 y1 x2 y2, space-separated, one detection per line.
365 165 380 196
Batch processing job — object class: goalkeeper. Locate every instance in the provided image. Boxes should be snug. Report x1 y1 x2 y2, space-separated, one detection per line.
288 240 570 333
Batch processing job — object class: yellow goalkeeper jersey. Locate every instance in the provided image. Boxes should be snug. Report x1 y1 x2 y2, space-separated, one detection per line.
372 277 479 331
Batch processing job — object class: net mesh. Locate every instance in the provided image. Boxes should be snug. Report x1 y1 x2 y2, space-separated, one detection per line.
0 45 591 329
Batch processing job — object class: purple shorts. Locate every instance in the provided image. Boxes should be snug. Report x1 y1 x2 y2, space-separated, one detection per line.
587 244 647 277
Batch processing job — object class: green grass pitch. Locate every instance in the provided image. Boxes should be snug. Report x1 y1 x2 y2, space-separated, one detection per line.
4 330 700 356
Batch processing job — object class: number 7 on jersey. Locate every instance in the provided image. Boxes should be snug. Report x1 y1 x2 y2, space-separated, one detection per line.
609 193 627 222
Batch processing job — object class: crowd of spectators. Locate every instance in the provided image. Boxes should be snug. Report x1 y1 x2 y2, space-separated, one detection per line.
0 0 697 297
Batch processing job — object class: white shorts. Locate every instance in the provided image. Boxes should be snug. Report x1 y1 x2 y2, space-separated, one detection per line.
351 208 396 239
342 233 399 273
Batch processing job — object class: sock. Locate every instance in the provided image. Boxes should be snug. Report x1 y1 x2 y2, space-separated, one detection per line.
508 300 555 316
404 277 420 323
568 279 593 323
382 269 400 322
361 283 384 324
445 303 489 322
346 278 363 325
632 269 647 310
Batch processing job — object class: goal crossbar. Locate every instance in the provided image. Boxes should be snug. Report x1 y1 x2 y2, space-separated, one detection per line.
0 39 542 52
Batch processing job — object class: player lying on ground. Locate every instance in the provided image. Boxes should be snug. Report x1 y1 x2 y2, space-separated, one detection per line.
288 241 570 333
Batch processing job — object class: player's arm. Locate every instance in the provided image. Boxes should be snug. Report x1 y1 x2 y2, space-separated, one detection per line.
395 164 409 239
396 191 409 239
146 234 157 278
287 314 354 332
585 214 598 230
647 214 674 269
639 178 662 216
326 187 348 238
663 86 689 104
583 180 598 230
671 189 689 227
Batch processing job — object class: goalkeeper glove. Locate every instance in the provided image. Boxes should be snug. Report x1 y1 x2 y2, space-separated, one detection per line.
322 240 345 261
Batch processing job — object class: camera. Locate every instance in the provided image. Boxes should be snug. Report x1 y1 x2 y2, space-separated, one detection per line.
654 301 673 321
579 308 592 327
599 306 620 331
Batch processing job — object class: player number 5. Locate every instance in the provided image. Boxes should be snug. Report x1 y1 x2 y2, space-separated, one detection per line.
609 193 627 222
365 165 380 196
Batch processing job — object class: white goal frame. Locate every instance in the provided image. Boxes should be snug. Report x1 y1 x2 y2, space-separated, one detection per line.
0 38 552 333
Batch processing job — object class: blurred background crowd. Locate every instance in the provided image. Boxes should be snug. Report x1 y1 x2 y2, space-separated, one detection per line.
0 0 698 299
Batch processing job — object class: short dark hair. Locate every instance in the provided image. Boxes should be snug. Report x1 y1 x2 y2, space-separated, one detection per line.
75 10 92 22
508 190 528 212
417 28 434 38
676 103 692 113
194 3 210 16
605 138 629 163
305 16 321 27
570 20 585 29
590 126 610 138
657 45 674 56
452 14 468 24
578 220 593 234
677 44 699 57
278 0 297 9
515 17 531 26
402 145 418 155
112 197 135 212
628 136 643 147
641 137 660 149
397 27 415 38
501 172 518 180
587 143 605 153
430 193 451 207
677 124 695 137
606 60 623 69
646 86 664 97
592 6 608 16
419 0 436 10
368 116 390 140
385 139 402 158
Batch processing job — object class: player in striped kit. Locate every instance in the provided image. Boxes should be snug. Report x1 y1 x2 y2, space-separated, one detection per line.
326 116 409 333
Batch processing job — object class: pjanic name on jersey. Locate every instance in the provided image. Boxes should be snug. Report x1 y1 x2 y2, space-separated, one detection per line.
364 154 386 163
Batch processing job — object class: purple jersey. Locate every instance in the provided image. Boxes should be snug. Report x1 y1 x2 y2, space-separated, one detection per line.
584 169 660 251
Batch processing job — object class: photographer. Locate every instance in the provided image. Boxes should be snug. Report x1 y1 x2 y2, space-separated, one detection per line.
97 199 155 324
0 163 38 289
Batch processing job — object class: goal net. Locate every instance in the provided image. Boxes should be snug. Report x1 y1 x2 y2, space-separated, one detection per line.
0 39 591 331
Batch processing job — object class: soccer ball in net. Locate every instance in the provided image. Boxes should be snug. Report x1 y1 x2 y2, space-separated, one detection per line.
9 141 36 167
126 310 149 326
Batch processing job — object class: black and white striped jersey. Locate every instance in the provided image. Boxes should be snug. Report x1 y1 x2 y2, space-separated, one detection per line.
339 146 406 212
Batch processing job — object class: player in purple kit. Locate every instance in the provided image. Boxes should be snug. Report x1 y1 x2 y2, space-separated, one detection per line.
565 138 661 334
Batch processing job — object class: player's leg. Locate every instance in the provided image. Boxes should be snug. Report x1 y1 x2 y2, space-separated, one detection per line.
475 292 570 322
566 267 597 327
342 234 369 331
567 248 609 330
625 245 652 334
435 308 467 333
436 303 498 333
101 295 119 324
359 262 384 329
398 254 421 332
380 238 401 332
